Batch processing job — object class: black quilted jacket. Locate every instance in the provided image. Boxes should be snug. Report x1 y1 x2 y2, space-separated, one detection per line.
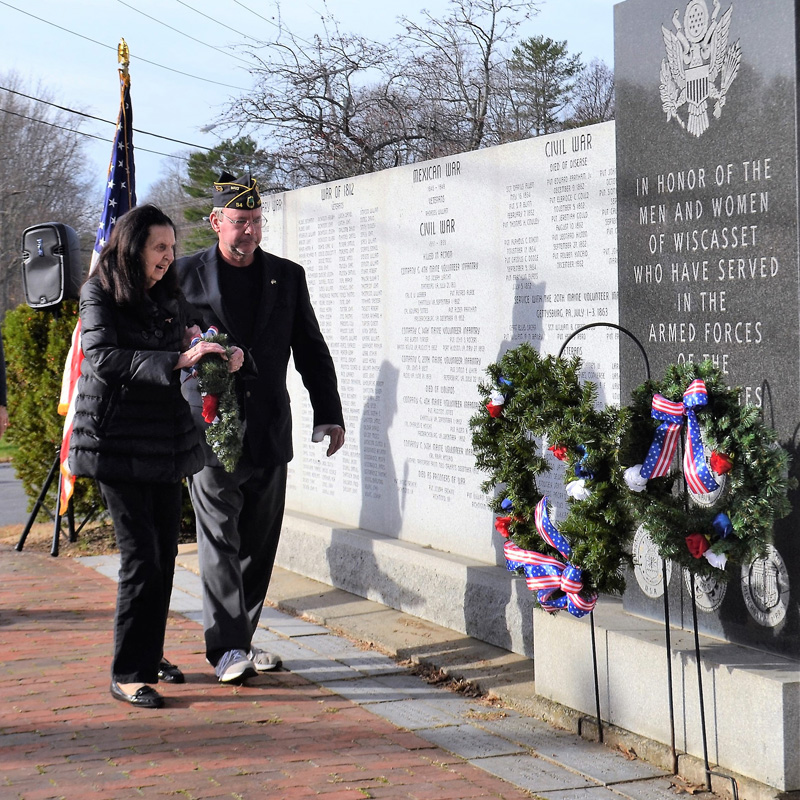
69 276 203 483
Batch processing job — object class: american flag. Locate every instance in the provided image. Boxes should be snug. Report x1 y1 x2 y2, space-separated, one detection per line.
58 42 136 513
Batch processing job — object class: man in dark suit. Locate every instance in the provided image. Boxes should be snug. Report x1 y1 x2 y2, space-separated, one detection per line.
178 172 345 684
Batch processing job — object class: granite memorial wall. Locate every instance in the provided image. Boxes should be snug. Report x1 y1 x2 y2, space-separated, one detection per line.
260 123 619 568
615 0 799 656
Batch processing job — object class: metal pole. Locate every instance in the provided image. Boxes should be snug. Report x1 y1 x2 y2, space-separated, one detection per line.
15 449 60 551
690 574 740 799
50 471 66 557
590 611 604 743
690 574 712 792
661 560 678 773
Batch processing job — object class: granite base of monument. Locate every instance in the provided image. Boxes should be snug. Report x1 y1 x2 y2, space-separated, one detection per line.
275 509 537 658
533 597 800 796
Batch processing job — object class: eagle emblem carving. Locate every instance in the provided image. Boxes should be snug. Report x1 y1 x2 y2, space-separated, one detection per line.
660 0 741 136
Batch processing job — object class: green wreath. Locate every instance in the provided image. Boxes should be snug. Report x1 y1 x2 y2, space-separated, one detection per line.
622 360 793 579
192 329 244 473
470 342 634 608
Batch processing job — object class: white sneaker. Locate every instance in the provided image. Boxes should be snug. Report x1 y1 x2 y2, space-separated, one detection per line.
215 649 257 684
248 646 282 672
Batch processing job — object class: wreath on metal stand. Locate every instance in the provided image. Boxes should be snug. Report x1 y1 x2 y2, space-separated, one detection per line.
621 358 793 795
470 341 634 614
470 331 644 744
621 359 792 578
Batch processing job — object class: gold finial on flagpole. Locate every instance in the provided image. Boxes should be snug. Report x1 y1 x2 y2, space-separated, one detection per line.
118 39 130 77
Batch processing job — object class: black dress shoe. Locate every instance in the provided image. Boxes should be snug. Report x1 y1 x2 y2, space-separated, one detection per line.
110 679 164 709
157 658 185 684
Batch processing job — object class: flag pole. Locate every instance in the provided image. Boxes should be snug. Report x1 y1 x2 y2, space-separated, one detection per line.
17 40 138 554
57 40 137 522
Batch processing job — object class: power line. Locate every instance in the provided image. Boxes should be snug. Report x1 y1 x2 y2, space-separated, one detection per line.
0 0 250 91
115 0 253 66
0 84 227 153
0 106 190 161
230 0 283 31
174 0 265 47
229 0 317 48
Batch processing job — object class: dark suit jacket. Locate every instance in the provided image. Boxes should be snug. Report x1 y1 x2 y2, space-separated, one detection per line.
177 244 344 468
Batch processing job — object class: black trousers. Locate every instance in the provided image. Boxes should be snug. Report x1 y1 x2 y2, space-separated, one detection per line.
98 480 182 683
187 454 287 666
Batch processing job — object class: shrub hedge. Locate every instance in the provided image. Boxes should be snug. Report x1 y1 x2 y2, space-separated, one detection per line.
2 302 102 521
2 302 199 537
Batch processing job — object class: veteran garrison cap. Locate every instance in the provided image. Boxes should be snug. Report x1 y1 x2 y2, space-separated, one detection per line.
212 170 261 210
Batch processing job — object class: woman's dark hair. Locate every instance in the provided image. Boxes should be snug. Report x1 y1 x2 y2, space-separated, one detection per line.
93 204 178 306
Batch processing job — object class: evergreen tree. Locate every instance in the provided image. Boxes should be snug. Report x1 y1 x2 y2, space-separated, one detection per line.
508 36 583 136
181 137 274 254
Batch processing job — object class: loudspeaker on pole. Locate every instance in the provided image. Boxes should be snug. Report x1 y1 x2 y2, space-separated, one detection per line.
21 222 82 309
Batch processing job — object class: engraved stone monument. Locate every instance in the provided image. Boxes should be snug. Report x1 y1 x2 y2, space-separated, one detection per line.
260 124 619 654
615 0 799 656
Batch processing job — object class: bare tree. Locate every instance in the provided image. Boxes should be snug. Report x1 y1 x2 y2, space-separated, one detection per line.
226 18 424 186
0 74 94 316
141 157 202 255
398 0 541 154
565 58 615 127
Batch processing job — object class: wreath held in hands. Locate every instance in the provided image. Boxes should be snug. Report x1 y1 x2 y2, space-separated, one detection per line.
191 327 244 473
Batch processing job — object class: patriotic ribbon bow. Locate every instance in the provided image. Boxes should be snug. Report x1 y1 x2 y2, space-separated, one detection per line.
503 497 597 618
640 379 719 495
190 325 219 349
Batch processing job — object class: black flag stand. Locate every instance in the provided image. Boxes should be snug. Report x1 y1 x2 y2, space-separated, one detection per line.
15 445 96 556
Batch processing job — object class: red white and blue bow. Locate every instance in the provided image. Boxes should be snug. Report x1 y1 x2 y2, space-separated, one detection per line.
190 325 219 348
640 379 719 494
503 497 597 618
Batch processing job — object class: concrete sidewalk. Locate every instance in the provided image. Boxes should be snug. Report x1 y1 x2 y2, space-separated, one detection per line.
0 542 701 800
0 462 30 528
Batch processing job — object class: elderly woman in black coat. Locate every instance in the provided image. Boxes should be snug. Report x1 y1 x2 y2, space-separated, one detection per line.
69 204 242 708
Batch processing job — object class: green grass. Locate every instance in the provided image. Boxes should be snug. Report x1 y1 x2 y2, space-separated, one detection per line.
0 438 17 463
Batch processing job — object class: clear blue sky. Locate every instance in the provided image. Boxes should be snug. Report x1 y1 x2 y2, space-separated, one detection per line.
0 0 617 197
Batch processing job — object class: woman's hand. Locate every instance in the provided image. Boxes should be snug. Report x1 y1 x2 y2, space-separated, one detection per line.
227 346 244 373
175 340 227 371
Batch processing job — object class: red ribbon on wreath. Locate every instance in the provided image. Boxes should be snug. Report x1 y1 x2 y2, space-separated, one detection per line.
191 326 222 423
202 393 220 423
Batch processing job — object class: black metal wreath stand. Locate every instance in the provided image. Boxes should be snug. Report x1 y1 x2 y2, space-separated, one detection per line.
558 322 651 745
688 576 740 799
667 401 739 797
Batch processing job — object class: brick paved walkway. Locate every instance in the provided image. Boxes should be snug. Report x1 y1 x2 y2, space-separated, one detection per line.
1 548 537 800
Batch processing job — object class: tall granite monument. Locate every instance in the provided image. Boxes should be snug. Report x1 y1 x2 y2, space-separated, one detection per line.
615 0 798 656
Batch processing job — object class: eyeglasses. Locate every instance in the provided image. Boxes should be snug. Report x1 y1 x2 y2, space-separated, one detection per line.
217 210 262 230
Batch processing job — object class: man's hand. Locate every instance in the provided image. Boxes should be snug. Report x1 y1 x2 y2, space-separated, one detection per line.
227 346 245 373
312 424 345 457
0 405 8 441
175 339 227 371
